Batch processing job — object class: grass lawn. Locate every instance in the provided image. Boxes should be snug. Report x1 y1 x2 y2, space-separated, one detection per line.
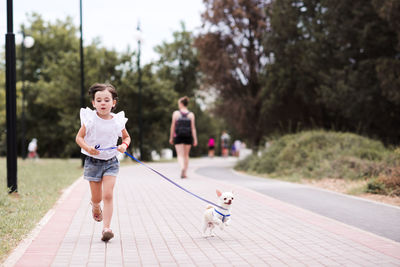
0 158 83 263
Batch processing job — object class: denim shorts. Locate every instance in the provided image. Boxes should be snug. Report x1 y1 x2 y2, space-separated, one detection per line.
84 156 119 182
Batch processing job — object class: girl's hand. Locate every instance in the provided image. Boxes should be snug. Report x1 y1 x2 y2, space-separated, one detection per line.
169 137 174 145
88 146 100 155
117 144 127 153
193 139 198 147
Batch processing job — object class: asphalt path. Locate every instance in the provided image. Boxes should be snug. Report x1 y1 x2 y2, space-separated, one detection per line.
195 159 400 242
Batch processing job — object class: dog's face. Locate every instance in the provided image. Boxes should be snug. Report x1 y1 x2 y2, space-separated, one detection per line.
216 190 234 206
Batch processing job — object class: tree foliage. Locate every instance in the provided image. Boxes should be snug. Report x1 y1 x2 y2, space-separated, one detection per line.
195 0 270 148
196 0 400 147
1 15 219 158
2 2 399 159
263 0 400 144
154 22 199 98
13 14 129 157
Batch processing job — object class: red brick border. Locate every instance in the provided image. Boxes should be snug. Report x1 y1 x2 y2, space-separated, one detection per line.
14 179 87 267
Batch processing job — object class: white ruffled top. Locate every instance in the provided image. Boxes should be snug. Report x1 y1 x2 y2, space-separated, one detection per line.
80 108 128 160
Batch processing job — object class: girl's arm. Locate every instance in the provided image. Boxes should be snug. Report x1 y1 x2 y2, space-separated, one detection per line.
117 128 131 153
169 112 177 145
190 113 198 147
76 125 99 155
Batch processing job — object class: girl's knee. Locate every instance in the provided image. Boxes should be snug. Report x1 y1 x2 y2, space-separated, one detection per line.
103 192 113 202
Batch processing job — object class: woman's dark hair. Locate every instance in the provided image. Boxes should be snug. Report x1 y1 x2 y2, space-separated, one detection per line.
179 96 189 107
88 83 118 111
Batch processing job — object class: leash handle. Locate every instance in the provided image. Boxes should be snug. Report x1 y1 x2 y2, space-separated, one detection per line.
95 145 117 151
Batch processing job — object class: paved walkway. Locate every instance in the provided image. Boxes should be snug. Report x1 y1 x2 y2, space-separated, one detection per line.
5 158 400 266
196 165 400 242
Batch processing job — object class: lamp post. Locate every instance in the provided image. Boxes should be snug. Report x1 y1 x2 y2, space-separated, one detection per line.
19 30 35 159
80 0 85 167
134 22 143 160
80 0 84 109
5 0 18 193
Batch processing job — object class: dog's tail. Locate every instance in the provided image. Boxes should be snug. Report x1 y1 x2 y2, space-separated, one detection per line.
206 205 213 210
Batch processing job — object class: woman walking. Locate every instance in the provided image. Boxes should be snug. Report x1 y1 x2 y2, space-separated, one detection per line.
169 96 198 178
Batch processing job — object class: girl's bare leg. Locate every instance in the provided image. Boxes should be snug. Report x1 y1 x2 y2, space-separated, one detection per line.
102 175 116 229
89 181 103 221
89 181 102 205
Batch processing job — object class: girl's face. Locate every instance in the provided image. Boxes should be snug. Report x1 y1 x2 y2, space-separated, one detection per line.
92 90 116 118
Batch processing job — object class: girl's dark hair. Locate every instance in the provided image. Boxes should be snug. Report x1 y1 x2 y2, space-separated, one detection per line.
179 96 189 107
88 83 118 111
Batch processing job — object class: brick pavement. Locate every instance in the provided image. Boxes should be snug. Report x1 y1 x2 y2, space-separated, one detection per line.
5 158 400 266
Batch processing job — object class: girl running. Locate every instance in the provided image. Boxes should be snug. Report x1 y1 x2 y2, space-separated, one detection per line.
76 83 131 242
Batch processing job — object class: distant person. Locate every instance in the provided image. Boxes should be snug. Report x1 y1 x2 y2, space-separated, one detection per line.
231 143 236 156
76 83 131 242
233 140 242 157
221 131 230 157
208 137 215 158
169 96 198 178
28 138 38 159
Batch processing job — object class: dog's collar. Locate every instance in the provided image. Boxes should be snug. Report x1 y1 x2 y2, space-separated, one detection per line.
214 208 230 222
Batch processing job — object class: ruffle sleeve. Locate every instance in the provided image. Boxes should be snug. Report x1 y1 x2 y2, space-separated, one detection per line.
113 111 128 137
80 108 95 129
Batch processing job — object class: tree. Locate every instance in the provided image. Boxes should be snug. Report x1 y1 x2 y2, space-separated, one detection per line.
154 22 199 98
263 0 400 144
195 0 270 148
316 0 400 143
117 62 177 160
262 0 330 135
13 14 130 157
373 0 400 106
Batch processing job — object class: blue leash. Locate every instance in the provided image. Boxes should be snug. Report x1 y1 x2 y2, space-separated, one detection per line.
95 145 227 211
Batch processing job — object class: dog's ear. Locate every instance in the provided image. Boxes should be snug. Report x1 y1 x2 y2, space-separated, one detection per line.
216 189 222 197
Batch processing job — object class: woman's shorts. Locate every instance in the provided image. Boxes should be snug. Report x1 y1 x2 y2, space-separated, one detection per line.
84 156 119 182
174 136 193 145
208 146 215 150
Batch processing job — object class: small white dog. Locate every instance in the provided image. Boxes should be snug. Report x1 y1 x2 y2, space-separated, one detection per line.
202 190 234 237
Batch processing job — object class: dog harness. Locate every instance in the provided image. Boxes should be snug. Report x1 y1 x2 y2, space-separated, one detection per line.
214 208 231 222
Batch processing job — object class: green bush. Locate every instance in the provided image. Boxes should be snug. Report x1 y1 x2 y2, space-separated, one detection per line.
235 130 399 182
375 167 400 196
366 179 386 194
234 154 257 171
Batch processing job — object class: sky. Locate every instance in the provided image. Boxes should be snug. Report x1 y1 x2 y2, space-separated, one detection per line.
1 0 205 63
